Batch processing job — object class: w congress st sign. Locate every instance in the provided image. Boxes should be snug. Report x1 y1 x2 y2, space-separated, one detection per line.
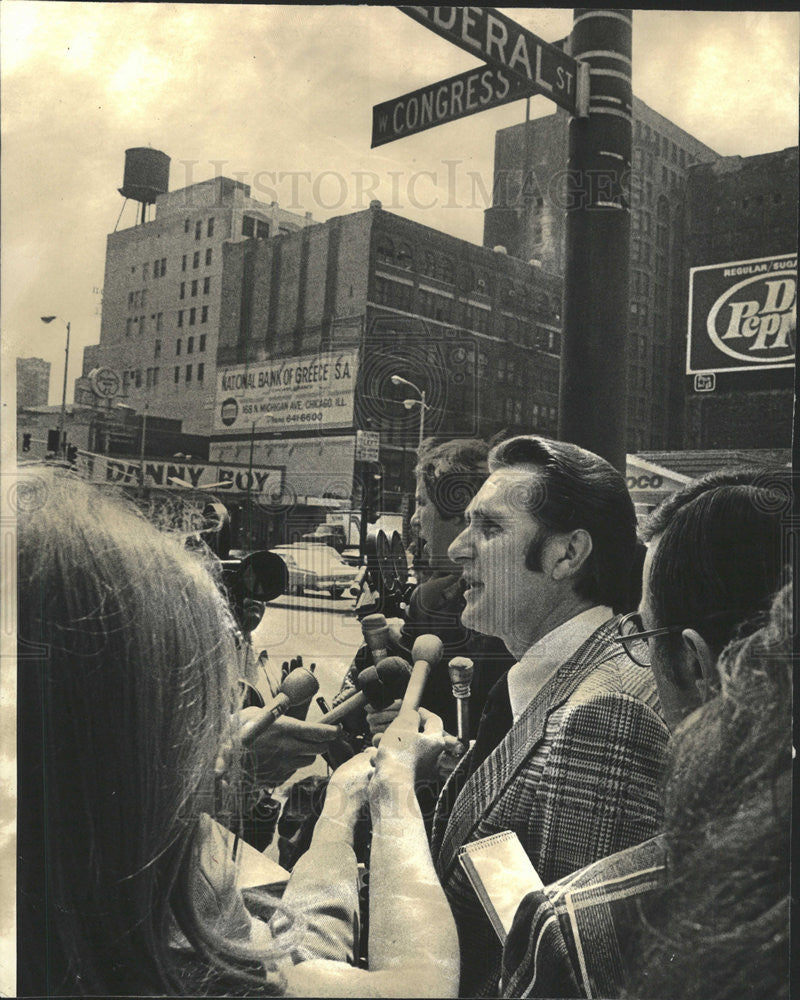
687 253 796 374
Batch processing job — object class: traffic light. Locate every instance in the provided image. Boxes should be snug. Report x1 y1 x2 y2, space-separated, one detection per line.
366 470 382 524
22 433 31 453
66 444 78 464
47 429 60 453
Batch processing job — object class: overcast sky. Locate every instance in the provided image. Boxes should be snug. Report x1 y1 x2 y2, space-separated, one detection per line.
2 4 798 405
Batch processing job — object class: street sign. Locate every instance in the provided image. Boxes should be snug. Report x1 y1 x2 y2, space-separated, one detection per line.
89 366 121 398
372 64 537 147
355 430 380 462
399 6 587 117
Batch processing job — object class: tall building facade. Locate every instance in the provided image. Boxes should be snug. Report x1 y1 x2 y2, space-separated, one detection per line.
211 203 563 505
484 97 720 450
97 175 314 435
16 357 51 409
679 147 797 448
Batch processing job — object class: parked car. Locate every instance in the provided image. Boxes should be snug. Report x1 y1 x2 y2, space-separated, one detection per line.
271 543 356 598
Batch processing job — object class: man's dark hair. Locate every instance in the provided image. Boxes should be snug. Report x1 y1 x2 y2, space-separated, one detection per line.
647 477 791 658
415 438 489 521
488 435 637 611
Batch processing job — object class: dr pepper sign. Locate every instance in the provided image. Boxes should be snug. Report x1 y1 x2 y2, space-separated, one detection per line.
687 253 796 374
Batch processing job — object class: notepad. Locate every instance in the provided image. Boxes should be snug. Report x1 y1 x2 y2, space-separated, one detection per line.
458 830 545 943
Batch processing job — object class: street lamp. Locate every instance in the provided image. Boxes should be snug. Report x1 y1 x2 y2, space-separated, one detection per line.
390 374 428 449
40 315 71 459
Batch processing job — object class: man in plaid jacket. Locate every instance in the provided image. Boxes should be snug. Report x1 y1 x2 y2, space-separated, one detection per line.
430 435 669 997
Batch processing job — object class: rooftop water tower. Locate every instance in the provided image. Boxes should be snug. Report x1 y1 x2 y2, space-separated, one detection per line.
117 147 170 225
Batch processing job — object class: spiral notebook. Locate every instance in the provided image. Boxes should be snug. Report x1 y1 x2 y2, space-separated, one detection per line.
458 831 545 943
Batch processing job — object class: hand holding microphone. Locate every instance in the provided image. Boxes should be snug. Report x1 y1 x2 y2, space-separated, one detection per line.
240 667 319 745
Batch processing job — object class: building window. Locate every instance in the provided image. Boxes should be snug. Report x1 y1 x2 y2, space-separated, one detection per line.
142 262 149 281
153 367 159 387
205 247 212 266
376 237 393 264
395 243 413 268
207 217 215 238
125 318 132 338
156 312 163 332
242 216 255 237
182 254 187 272
201 306 209 324
177 310 183 328
187 336 194 354
191 279 198 297
189 307 196 325
184 219 190 234
135 369 142 388
195 220 202 240
197 363 205 383
174 365 180 383
199 334 207 351
193 251 200 269
256 220 270 238
154 339 161 359
176 338 181 355
180 282 185 300
203 276 211 294
185 364 192 382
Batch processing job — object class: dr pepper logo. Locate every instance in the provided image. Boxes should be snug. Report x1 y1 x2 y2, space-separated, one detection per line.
688 254 796 374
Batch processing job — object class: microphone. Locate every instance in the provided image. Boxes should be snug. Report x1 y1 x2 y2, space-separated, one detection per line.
322 656 411 725
240 667 319 745
448 656 474 743
401 634 444 713
361 613 390 663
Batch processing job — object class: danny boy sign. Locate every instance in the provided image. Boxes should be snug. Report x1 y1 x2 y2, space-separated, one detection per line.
77 452 284 496
687 253 796 374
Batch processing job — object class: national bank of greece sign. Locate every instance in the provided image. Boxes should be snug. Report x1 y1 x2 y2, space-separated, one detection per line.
214 349 358 433
687 253 796 375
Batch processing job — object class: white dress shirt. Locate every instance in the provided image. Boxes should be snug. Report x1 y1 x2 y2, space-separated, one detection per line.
507 606 614 721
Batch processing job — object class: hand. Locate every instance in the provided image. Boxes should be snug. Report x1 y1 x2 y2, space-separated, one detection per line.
374 707 447 782
237 711 339 787
366 698 403 741
437 735 468 780
322 748 378 831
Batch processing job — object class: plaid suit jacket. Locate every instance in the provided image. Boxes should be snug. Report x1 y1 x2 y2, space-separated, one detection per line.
430 617 669 997
500 836 667 999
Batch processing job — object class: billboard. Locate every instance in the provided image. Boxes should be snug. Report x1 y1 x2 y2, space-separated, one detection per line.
687 253 796 374
214 349 358 434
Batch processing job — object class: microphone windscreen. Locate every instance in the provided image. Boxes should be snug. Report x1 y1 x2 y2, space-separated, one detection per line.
375 656 413 696
411 634 444 666
281 667 319 705
448 656 474 683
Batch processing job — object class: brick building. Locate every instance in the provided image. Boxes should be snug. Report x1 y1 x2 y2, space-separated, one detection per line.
16 357 51 409
211 202 564 505
679 148 797 449
484 97 721 451
96 175 314 435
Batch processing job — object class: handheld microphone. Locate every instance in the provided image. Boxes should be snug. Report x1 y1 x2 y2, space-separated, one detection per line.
322 657 411 725
240 667 319 745
401 634 444 713
361 613 390 664
448 656 474 743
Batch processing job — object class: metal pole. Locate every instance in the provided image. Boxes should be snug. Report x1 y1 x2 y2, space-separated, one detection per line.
418 389 426 450
559 10 632 472
247 421 255 548
58 321 70 459
139 400 148 485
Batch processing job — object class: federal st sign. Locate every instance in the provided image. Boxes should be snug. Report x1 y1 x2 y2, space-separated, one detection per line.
399 6 587 117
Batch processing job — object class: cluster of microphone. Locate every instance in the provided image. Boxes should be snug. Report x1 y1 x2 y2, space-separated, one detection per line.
240 612 474 748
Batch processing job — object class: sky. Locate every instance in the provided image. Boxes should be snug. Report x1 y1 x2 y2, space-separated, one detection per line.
1 4 798 407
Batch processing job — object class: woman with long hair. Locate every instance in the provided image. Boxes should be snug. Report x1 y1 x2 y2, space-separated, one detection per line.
17 467 458 996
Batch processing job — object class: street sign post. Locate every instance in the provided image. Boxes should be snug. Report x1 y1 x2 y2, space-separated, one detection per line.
399 6 587 117
372 64 538 147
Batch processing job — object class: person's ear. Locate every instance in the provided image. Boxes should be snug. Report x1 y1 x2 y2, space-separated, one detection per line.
680 628 717 702
549 529 593 581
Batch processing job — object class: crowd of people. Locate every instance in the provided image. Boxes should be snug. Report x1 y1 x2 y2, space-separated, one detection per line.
16 433 792 998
